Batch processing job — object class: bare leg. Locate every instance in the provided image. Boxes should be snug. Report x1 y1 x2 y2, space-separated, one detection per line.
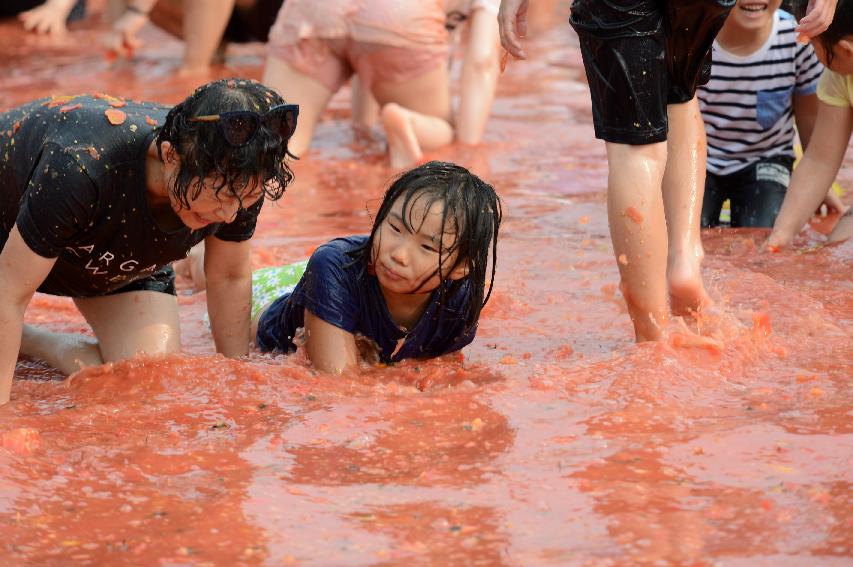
351 76 380 129
605 141 670 341
181 0 236 74
372 66 454 169
173 242 206 292
662 98 711 316
380 103 454 169
19 290 181 374
262 55 335 157
20 325 103 375
74 291 181 362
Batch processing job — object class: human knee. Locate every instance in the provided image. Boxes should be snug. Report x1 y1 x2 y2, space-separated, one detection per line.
607 140 667 167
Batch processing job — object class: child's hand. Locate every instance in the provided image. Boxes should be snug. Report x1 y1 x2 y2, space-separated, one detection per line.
103 9 148 58
18 0 76 38
796 0 839 41
498 0 530 60
763 231 791 252
820 187 848 216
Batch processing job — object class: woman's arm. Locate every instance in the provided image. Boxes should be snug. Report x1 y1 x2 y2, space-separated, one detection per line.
303 310 360 374
768 101 853 248
456 8 502 144
204 236 252 357
0 226 56 406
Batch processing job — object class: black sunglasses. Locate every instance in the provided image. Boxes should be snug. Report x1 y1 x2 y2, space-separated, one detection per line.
187 104 299 147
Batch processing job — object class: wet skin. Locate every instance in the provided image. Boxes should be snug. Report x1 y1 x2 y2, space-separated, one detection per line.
1 14 851 566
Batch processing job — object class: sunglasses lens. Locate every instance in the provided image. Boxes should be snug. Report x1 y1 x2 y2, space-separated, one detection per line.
221 114 258 146
264 107 298 140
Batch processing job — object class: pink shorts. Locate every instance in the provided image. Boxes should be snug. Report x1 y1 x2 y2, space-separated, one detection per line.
269 37 447 92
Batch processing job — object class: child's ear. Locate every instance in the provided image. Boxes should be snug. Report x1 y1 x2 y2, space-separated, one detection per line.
838 39 853 58
160 141 179 165
447 262 469 281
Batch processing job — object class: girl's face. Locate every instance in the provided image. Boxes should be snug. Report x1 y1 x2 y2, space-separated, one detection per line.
371 193 468 295
811 36 853 75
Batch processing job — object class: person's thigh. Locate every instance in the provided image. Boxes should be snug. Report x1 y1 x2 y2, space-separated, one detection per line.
370 60 452 122
569 0 669 144
730 159 791 228
262 51 338 156
701 171 728 228
74 290 181 362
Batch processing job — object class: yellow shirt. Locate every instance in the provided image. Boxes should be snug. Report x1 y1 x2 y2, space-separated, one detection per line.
817 68 853 107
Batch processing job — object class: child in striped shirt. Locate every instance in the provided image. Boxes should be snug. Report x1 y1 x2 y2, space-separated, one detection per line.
699 0 827 228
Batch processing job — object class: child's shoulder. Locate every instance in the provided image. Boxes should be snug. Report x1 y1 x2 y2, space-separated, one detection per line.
307 235 369 271
777 9 796 23
312 235 368 257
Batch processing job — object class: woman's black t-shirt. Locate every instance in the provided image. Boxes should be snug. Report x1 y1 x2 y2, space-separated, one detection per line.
0 94 262 297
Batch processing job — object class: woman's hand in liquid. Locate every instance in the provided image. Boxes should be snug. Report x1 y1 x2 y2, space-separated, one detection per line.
19 0 77 38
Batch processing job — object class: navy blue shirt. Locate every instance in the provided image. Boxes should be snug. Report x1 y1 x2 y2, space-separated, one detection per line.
0 95 261 297
256 236 477 363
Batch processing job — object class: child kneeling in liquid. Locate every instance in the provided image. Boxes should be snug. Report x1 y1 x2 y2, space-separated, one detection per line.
769 0 853 247
251 161 502 373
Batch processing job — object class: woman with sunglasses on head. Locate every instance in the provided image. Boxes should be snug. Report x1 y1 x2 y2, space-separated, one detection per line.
0 78 298 406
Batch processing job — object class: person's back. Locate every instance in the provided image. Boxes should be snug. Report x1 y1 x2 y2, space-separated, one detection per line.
699 4 823 228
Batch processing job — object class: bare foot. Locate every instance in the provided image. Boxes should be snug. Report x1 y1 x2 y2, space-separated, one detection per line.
666 318 723 352
380 103 423 169
667 251 711 317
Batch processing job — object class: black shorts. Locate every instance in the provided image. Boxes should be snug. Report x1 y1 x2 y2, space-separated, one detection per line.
105 265 177 297
570 0 735 145
701 156 795 228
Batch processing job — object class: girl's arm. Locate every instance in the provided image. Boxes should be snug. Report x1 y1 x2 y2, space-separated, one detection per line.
204 236 252 357
456 8 502 144
303 310 360 374
793 92 845 212
768 100 853 248
0 227 56 406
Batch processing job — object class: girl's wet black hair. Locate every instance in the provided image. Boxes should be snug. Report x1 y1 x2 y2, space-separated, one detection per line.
817 0 853 66
352 161 502 331
156 78 295 209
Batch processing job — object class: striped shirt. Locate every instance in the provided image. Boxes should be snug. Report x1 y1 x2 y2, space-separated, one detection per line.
698 10 823 175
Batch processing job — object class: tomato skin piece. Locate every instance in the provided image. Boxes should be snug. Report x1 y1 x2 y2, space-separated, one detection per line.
104 108 127 125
